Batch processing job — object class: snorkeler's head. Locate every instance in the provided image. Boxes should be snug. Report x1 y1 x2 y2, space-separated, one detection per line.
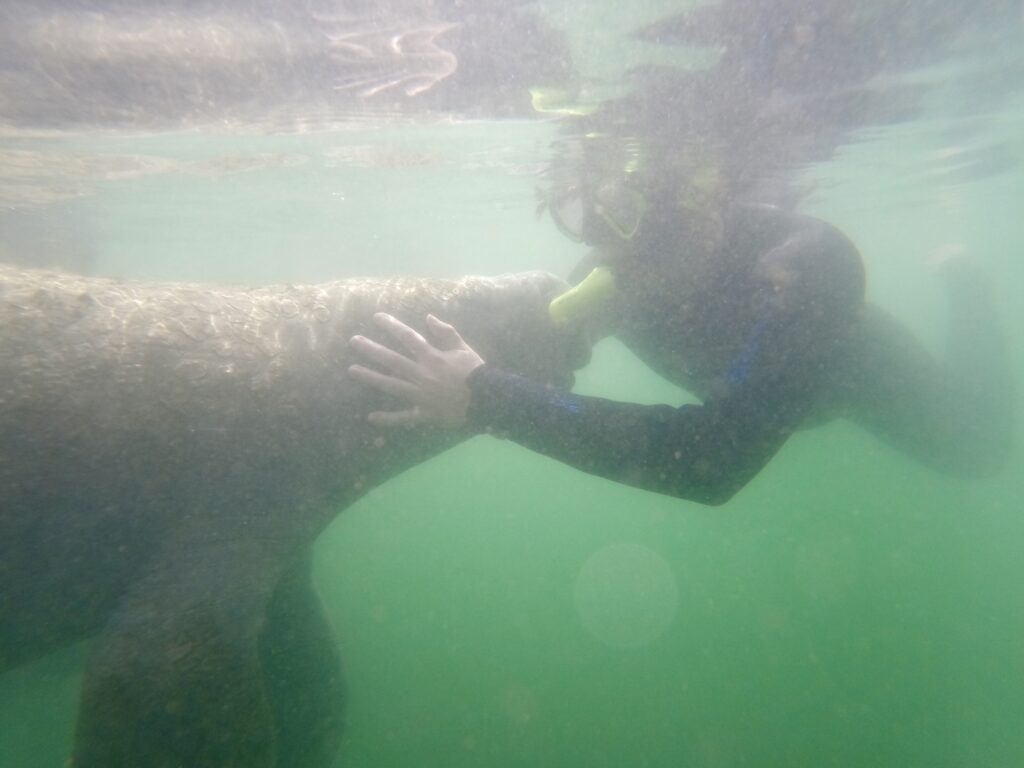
544 134 727 257
543 142 731 327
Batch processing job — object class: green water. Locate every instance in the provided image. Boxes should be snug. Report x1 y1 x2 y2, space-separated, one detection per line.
2 70 1023 768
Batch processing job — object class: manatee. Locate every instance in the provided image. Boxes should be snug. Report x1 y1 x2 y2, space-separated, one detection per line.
0 265 588 767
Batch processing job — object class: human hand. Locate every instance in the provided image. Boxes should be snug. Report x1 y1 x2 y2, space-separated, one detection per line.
348 313 485 427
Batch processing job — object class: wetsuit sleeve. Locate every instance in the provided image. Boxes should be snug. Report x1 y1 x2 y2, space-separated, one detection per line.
465 334 821 507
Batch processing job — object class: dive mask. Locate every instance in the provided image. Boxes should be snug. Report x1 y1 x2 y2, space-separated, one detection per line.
549 179 646 244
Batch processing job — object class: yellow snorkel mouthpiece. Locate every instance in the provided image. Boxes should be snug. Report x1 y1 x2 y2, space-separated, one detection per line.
548 266 617 327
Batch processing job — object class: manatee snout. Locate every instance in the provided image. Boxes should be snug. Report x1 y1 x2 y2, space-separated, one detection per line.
456 271 592 388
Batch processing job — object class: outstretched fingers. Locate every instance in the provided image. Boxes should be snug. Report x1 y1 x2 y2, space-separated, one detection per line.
426 314 471 350
373 313 433 358
349 312 481 429
349 334 420 379
348 364 419 400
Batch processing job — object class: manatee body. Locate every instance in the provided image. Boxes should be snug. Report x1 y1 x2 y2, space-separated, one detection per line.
0 265 586 767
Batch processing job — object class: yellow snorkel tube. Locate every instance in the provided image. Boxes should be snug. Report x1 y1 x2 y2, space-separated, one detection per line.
549 266 617 327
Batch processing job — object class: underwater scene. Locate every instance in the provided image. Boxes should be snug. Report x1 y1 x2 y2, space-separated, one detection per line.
1 1 1022 766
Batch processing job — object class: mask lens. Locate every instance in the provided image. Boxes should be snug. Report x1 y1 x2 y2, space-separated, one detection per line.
593 182 645 240
549 189 585 242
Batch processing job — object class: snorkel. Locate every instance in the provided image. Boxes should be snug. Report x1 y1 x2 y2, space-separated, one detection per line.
548 265 617 326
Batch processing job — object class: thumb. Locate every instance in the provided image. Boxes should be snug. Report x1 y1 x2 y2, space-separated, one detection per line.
426 314 469 350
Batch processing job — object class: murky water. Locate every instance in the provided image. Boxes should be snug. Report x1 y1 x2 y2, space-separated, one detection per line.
1 2 1021 766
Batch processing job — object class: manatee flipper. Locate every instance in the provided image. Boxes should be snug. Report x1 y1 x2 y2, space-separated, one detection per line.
259 552 346 768
71 537 290 768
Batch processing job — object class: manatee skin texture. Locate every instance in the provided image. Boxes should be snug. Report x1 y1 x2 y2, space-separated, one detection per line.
0 265 587 768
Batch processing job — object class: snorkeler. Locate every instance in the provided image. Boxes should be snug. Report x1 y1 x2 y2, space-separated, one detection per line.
348 164 1012 505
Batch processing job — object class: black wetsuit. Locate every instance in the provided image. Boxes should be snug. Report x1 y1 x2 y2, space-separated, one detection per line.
465 206 1011 505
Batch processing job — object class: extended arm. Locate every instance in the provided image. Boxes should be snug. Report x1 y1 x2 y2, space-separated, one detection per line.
464 358 817 505
350 292 845 506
